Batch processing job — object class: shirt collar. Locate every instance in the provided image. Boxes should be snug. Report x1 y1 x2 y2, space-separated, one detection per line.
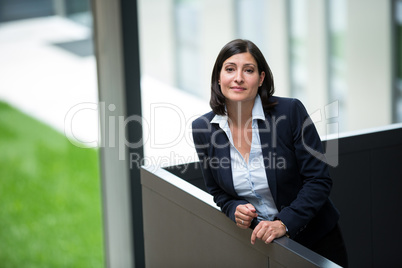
211 94 266 127
252 94 265 121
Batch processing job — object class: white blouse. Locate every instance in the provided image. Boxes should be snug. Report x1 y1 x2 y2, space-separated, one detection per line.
211 95 279 221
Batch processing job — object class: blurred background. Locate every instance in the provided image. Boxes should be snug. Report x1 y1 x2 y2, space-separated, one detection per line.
0 0 401 267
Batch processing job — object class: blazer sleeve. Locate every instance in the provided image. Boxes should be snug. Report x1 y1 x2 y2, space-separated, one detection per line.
192 118 249 224
275 99 334 238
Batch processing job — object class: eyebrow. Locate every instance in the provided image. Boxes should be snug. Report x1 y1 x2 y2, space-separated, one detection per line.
223 62 257 67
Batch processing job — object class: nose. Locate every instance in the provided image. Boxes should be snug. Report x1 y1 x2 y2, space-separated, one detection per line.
234 70 244 83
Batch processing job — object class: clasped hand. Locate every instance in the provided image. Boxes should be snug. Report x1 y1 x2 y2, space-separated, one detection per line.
235 203 287 245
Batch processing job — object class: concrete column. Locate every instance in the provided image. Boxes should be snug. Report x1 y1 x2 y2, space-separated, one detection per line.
93 0 144 267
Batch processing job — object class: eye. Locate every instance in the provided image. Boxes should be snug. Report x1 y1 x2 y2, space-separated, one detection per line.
225 67 235 72
245 69 254 73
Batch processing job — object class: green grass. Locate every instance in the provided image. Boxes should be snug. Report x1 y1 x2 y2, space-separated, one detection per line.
0 101 104 267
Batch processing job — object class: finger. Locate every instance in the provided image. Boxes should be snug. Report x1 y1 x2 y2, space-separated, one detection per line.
245 204 258 217
234 211 247 225
265 234 275 244
251 225 261 244
262 230 270 242
236 218 248 229
245 203 256 212
258 227 269 241
251 232 256 244
237 223 248 229
265 228 280 244
235 212 247 223
243 210 257 219
234 206 245 217
235 206 250 219
236 213 254 224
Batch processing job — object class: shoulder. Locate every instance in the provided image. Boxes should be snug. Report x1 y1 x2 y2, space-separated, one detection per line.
267 96 307 116
192 111 217 145
192 111 215 129
269 95 304 108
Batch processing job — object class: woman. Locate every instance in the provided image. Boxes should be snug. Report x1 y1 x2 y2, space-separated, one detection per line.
192 39 348 267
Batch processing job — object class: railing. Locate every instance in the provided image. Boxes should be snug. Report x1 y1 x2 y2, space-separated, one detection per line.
141 165 340 268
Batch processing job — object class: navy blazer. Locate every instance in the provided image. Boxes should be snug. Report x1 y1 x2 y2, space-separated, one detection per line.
192 96 339 247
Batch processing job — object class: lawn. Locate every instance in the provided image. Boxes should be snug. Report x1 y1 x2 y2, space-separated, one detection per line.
0 101 104 267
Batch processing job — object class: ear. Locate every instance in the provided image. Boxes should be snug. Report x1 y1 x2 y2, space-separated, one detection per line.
259 71 265 86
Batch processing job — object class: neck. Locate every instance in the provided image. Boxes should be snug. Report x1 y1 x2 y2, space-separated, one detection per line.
226 100 254 128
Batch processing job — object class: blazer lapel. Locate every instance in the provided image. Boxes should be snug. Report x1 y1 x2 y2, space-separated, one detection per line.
210 125 238 197
258 117 278 205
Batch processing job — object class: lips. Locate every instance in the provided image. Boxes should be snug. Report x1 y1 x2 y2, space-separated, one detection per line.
230 86 246 92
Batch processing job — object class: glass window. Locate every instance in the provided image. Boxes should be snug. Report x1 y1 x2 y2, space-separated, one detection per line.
235 0 266 48
288 0 308 101
0 0 54 22
175 0 203 97
139 0 276 164
328 0 347 133
0 0 103 266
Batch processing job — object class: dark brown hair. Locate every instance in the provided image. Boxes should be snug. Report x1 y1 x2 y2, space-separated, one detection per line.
210 39 276 115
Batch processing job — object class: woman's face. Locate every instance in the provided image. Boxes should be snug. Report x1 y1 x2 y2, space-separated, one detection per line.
219 52 265 107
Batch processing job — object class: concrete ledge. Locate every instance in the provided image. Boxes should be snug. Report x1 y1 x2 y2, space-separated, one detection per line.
141 166 340 267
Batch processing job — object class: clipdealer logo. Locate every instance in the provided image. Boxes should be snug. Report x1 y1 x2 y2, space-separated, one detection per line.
303 100 339 167
64 100 339 167
64 102 200 161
